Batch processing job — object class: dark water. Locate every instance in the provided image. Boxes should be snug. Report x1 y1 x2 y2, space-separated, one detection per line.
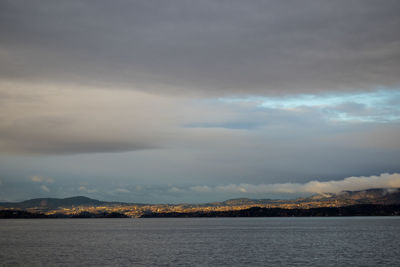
0 217 399 266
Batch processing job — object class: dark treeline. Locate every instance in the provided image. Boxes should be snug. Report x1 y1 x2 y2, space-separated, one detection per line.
0 210 50 219
0 210 128 219
141 204 400 218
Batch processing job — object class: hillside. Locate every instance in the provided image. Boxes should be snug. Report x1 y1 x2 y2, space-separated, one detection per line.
1 188 399 218
0 196 117 210
302 188 400 205
208 188 400 207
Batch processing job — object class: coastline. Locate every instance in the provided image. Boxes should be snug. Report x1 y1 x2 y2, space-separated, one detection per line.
2 204 400 219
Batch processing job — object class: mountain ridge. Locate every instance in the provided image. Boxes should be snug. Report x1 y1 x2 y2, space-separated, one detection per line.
1 188 399 210
0 196 126 209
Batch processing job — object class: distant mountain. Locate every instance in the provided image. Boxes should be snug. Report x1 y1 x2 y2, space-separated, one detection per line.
220 198 274 206
302 188 400 204
1 188 399 211
219 188 400 206
0 196 118 210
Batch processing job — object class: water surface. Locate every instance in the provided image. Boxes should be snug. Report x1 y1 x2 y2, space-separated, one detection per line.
0 217 399 266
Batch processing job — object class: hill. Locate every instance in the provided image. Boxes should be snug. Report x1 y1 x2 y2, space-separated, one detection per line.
301 188 400 205
0 196 118 210
1 188 399 218
209 188 400 207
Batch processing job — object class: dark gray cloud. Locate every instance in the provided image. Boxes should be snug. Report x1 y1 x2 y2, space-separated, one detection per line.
0 136 154 155
0 84 177 154
1 0 400 95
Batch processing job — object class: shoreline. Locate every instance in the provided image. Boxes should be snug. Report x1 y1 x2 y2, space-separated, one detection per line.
2 204 400 219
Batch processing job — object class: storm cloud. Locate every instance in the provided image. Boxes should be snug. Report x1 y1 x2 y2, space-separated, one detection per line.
1 0 400 95
0 82 181 154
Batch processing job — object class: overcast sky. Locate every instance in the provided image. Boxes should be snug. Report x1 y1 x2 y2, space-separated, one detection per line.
0 0 399 203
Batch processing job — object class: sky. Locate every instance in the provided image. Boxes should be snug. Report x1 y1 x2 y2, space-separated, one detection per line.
0 0 399 203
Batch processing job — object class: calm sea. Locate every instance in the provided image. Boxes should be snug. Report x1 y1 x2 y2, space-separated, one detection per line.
0 217 399 266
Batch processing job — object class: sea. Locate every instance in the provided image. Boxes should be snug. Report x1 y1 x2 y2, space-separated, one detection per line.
0 217 399 266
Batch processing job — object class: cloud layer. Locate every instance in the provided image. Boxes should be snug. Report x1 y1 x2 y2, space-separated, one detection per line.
1 81 399 155
191 173 400 195
0 82 183 154
1 0 400 95
2 173 399 203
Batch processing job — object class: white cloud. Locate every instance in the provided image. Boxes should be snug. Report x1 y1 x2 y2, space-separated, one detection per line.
191 173 400 194
168 187 182 193
31 175 54 184
115 188 130 193
78 186 97 193
40 185 50 192
135 185 143 191
190 185 212 193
